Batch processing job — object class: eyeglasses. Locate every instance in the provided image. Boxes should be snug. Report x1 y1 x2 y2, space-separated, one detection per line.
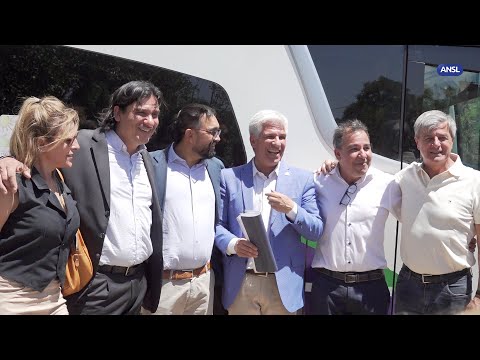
339 183 357 205
195 128 222 138
64 134 78 147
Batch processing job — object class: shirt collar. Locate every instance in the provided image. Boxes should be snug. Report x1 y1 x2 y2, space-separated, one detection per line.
29 166 49 190
29 166 72 196
252 159 280 180
168 144 205 167
332 163 373 186
445 153 465 177
106 129 146 154
417 153 465 177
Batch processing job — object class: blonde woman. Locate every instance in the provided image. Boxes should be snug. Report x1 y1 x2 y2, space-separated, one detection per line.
0 96 80 314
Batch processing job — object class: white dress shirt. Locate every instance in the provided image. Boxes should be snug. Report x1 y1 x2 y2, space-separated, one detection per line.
162 146 215 270
227 160 297 271
99 130 153 267
312 165 401 272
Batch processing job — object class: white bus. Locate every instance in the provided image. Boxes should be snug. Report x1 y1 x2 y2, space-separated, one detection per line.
1 45 479 314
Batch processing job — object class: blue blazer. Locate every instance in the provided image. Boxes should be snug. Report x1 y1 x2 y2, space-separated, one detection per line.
215 160 323 312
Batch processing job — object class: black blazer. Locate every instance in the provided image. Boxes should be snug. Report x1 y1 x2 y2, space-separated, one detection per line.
61 128 163 310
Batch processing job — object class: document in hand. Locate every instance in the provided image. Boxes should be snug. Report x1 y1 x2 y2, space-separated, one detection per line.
236 211 278 273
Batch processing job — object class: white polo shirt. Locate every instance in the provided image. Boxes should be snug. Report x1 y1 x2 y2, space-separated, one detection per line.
396 153 480 275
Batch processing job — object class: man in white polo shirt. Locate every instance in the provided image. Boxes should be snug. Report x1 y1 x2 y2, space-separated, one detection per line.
393 110 480 315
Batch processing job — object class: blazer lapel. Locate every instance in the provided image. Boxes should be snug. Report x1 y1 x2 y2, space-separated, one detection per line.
241 161 254 211
151 147 169 208
270 162 292 228
206 158 221 224
141 150 161 209
142 149 163 231
90 129 111 210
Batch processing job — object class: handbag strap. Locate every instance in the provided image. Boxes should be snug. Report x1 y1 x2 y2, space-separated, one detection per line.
55 168 64 182
55 169 79 252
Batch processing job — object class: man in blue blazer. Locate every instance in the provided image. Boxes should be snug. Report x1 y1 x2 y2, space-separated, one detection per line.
215 110 323 314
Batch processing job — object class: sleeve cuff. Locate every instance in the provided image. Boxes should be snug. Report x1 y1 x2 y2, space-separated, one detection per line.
286 202 298 222
227 238 241 255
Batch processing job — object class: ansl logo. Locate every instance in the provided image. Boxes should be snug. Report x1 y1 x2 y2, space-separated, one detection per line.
437 64 463 76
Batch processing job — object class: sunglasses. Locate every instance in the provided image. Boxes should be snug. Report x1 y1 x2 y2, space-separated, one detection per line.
339 183 357 205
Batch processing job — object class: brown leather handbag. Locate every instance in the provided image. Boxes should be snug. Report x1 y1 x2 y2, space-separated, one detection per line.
56 169 93 297
62 229 93 296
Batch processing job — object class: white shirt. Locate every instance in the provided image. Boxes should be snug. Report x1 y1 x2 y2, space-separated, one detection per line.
162 146 216 270
227 160 297 271
99 130 153 267
396 153 480 274
312 165 401 272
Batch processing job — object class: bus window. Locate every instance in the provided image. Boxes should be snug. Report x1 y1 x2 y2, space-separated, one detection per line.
0 45 246 168
308 45 405 161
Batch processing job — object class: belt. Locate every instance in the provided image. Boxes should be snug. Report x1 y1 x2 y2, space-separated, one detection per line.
315 267 384 284
403 265 470 284
98 262 145 277
163 262 211 281
246 269 275 277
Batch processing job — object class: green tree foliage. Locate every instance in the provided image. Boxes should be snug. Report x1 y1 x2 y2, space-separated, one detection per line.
0 45 246 167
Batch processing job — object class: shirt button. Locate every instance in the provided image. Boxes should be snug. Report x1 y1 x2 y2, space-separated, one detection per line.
347 242 351 245
348 223 352 226
347 261 351 264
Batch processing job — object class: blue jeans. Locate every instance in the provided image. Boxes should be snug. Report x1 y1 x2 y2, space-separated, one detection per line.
394 265 472 315
310 270 390 315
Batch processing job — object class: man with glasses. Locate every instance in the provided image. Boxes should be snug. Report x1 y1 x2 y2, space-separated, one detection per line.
215 109 323 315
142 103 225 315
311 119 401 315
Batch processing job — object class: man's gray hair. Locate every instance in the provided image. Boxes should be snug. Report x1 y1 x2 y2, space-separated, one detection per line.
249 110 288 138
333 119 369 149
413 110 457 139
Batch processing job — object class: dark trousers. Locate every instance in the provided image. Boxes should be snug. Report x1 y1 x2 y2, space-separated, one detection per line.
310 270 390 315
211 246 228 315
213 285 228 315
394 265 472 315
66 266 147 315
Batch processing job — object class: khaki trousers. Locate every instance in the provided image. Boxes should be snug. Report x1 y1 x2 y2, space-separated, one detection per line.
228 272 296 315
0 275 68 315
142 269 214 315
